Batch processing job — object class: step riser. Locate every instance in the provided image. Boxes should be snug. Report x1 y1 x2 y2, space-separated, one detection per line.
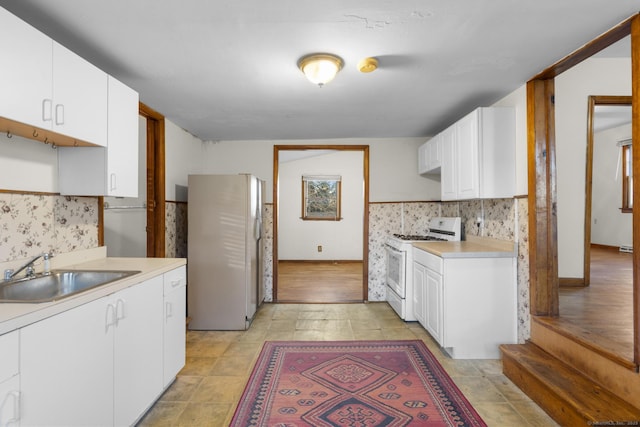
502 351 583 425
531 321 640 409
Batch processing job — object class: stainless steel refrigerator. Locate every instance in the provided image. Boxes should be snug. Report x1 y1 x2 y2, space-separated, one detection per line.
187 174 265 330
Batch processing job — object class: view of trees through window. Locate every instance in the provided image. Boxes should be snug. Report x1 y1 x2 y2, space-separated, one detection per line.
622 144 633 212
302 176 341 220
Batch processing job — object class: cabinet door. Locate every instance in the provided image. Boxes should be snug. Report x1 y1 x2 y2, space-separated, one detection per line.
440 125 457 200
427 136 442 171
0 7 53 130
114 276 164 427
455 111 480 199
52 41 108 146
21 296 115 427
425 270 444 345
417 141 429 174
107 76 139 197
164 282 187 387
0 375 20 427
412 262 426 327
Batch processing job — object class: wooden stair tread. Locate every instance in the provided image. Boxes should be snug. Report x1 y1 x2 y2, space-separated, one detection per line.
534 316 636 370
501 342 640 423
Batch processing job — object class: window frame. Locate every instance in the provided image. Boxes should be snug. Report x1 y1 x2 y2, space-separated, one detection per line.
301 176 342 221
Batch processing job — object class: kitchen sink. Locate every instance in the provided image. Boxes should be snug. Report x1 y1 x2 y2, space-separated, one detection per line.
0 270 141 303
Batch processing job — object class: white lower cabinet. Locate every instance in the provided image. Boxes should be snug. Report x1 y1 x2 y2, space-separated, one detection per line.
413 247 516 359
0 330 20 427
20 275 165 427
163 266 187 388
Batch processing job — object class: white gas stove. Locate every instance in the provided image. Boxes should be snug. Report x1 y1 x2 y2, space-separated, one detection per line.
385 217 461 320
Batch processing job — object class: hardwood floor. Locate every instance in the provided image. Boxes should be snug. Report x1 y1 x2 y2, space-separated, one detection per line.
558 245 633 362
276 261 364 303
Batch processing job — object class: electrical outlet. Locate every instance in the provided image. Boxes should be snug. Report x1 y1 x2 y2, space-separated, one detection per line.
317 245 322 252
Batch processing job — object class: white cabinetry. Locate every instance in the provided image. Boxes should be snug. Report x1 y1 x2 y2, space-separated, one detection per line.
440 107 515 201
0 330 20 427
58 76 139 196
0 6 52 131
0 8 107 147
418 135 442 174
163 266 187 387
413 247 516 359
412 262 426 325
20 276 164 427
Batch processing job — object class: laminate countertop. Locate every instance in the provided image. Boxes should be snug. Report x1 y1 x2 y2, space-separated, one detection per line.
0 247 186 335
413 235 516 258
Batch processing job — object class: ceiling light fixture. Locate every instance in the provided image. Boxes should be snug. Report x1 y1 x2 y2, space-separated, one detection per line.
298 53 343 87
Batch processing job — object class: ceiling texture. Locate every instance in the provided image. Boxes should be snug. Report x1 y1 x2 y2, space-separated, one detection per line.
0 1 637 142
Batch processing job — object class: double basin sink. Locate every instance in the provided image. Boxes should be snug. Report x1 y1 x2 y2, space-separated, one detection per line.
0 270 140 303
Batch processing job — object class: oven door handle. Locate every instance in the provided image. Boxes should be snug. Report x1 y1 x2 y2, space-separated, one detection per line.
385 244 404 255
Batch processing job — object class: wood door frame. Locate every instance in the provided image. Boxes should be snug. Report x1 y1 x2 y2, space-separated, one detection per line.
272 145 370 302
528 14 639 363
584 95 632 286
139 102 165 258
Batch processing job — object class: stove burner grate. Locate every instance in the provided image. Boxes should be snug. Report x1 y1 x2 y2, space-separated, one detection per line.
392 234 447 241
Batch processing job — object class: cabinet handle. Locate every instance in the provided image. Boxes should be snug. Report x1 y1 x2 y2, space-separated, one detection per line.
171 279 181 288
42 99 52 122
115 299 125 325
55 104 64 125
5 390 20 425
105 303 115 333
110 173 117 191
166 301 173 320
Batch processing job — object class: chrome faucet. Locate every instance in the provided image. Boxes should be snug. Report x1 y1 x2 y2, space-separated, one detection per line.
4 252 53 281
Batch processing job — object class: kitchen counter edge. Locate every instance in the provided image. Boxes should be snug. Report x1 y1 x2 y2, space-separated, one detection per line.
413 236 516 258
0 254 186 336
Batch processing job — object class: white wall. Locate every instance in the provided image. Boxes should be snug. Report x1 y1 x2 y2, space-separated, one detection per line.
555 57 631 277
165 120 204 201
201 137 440 203
0 133 58 192
279 150 363 260
591 122 633 248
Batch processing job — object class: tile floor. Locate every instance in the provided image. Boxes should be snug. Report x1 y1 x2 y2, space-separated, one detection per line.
138 303 559 426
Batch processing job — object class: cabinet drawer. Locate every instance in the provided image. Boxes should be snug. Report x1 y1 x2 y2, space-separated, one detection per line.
164 266 186 294
0 330 19 382
413 248 443 274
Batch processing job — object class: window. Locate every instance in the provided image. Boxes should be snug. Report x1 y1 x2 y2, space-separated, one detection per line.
301 175 341 220
622 143 633 212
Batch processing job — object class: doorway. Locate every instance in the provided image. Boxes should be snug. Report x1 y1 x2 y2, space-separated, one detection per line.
272 145 369 302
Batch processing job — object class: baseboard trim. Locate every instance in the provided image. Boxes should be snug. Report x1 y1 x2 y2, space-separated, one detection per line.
559 277 585 287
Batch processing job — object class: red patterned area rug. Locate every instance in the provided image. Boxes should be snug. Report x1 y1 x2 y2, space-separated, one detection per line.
230 340 486 426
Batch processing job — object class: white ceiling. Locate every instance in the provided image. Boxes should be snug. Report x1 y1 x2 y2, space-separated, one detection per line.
0 1 637 142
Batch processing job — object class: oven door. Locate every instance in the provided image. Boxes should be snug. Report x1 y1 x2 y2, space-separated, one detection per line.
385 244 405 298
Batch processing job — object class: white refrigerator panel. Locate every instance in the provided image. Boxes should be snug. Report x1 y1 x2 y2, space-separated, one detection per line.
187 174 262 330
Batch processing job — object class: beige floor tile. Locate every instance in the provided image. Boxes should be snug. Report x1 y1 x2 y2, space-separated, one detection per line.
160 376 203 402
175 402 233 427
137 401 187 426
140 302 556 426
191 376 246 403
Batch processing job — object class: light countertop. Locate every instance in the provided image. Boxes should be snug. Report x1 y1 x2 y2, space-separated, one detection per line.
413 235 516 258
0 247 186 335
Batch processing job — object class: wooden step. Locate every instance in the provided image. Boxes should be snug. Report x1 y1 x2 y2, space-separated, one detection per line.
501 342 640 426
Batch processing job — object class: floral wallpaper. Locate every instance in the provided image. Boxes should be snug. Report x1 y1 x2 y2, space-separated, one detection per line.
1 192 531 341
0 193 98 263
165 201 188 258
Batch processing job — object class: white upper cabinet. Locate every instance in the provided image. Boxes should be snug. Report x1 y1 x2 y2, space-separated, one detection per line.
52 42 108 147
441 107 515 201
418 135 442 175
0 7 108 147
58 76 139 196
0 6 53 130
